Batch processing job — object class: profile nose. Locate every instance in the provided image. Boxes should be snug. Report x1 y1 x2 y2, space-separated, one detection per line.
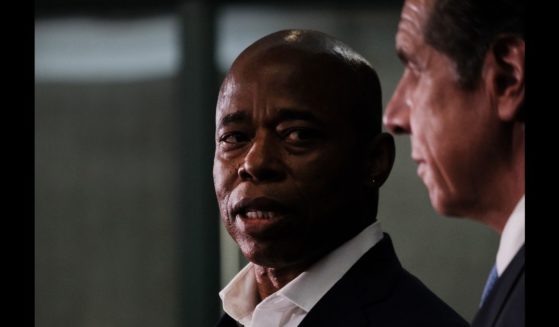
383 80 411 135
238 133 285 182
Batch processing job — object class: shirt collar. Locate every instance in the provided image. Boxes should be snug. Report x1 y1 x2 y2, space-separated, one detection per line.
280 221 383 311
219 263 259 325
219 221 384 323
496 195 525 276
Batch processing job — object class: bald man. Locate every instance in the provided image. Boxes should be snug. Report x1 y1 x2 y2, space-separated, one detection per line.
213 29 468 327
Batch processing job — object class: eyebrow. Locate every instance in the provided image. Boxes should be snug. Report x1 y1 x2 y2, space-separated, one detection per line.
218 108 321 128
219 111 249 127
395 47 409 65
274 108 321 124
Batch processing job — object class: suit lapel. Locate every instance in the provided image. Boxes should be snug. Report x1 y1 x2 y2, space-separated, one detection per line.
298 234 403 327
472 245 525 326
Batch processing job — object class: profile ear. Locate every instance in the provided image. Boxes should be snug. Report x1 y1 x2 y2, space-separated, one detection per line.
484 35 525 122
367 132 395 188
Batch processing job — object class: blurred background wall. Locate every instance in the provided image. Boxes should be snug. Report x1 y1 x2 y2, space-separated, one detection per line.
35 1 499 326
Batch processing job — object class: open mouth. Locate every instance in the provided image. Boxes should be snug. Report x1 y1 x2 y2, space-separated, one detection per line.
231 197 291 234
242 210 282 219
232 197 289 219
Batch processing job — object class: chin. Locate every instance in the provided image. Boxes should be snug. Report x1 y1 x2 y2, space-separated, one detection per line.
429 191 467 218
245 252 298 269
237 240 292 268
429 188 452 215
243 241 320 269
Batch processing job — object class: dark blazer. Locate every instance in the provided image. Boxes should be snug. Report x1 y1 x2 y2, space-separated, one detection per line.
216 233 468 327
471 245 525 327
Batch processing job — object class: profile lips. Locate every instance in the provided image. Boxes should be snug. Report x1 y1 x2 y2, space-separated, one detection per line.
411 155 424 164
232 197 288 219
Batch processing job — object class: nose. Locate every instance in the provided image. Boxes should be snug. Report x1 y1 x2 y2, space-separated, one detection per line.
383 78 411 135
238 133 285 182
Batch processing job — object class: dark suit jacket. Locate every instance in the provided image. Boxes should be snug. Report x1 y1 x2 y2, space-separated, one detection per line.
216 233 468 327
471 245 525 327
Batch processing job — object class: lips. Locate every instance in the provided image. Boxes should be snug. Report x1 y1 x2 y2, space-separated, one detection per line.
411 153 424 164
416 162 426 178
231 197 291 235
232 197 289 219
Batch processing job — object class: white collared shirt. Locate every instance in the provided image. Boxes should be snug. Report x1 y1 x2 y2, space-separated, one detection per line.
495 195 525 276
219 221 384 327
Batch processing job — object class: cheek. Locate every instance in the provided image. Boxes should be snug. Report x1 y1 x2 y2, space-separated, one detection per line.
212 161 224 197
410 81 457 148
290 151 345 181
212 159 238 213
290 150 362 202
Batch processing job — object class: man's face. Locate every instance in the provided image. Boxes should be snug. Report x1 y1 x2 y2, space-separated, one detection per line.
213 52 368 269
383 0 502 216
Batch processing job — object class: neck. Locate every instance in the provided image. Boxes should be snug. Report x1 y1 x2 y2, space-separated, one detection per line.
475 123 525 233
253 262 311 300
253 217 374 300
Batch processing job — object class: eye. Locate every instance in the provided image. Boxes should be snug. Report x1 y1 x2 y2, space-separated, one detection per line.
407 56 426 74
218 131 251 150
403 64 420 82
281 128 321 145
220 132 249 144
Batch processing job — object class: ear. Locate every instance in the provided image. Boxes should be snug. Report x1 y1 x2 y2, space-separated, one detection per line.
484 35 525 122
366 132 395 188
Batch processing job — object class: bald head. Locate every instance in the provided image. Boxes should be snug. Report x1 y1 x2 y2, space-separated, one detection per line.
232 29 372 72
220 29 383 141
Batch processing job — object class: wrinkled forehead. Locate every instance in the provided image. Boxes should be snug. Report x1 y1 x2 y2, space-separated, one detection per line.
403 0 434 13
399 0 433 31
395 0 435 54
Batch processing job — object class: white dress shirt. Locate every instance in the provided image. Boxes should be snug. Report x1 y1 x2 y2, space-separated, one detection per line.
219 221 384 327
495 195 525 276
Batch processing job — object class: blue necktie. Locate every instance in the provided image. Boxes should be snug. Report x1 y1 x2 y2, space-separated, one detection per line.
480 265 499 307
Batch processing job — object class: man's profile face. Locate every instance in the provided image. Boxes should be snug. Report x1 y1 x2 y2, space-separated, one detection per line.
213 50 368 269
383 0 503 216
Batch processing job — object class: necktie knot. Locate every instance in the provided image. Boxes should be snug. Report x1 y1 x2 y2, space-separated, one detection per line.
480 264 499 307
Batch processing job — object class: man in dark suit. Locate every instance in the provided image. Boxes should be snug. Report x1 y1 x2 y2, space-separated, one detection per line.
383 1 525 326
213 29 468 327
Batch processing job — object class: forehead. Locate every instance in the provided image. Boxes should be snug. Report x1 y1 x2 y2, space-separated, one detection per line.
217 51 353 122
232 48 340 93
396 0 432 44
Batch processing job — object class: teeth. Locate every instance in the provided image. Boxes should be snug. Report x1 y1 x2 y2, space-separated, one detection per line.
244 210 276 219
